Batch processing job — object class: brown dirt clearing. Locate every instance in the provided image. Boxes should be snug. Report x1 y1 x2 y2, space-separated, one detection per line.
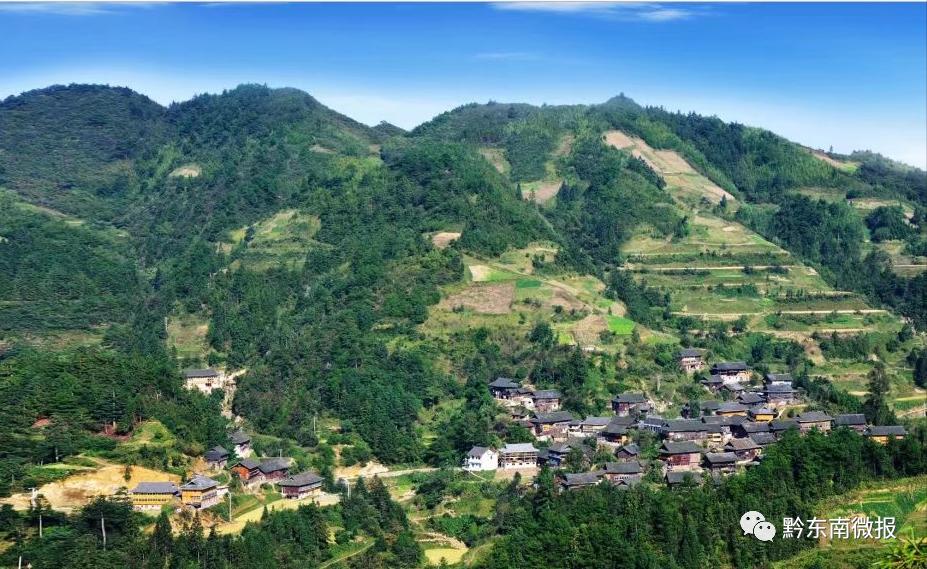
431 232 461 249
440 283 515 314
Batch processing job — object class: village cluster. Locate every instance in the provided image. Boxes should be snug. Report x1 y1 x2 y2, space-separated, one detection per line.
128 368 326 512
464 349 909 491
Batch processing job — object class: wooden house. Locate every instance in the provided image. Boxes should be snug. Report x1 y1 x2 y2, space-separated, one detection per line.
499 443 539 469
204 446 230 469
733 420 770 439
180 475 220 510
834 414 868 433
701 375 724 393
659 441 703 470
259 458 292 482
662 419 715 445
704 452 738 474
230 430 252 458
598 416 634 447
700 400 721 415
611 392 649 417
615 443 641 461
737 392 765 406
278 472 324 500
532 390 562 412
678 348 704 373
130 482 178 511
603 461 643 485
716 402 749 417
231 458 263 485
183 369 228 395
724 437 761 463
764 382 797 406
579 416 611 434
488 377 522 400
865 425 908 444
796 412 833 434
531 411 575 441
750 432 777 447
710 362 751 384
558 471 602 491
546 439 594 468
637 415 667 434
748 407 776 422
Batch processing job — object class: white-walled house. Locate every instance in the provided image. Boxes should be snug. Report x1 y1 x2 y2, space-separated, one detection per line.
463 446 499 471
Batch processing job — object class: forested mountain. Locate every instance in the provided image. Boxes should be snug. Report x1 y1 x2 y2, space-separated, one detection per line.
1 83 925 568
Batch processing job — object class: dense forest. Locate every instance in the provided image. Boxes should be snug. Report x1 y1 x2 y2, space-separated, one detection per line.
1 83 925 567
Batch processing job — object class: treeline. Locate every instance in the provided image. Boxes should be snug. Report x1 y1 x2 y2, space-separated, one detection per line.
0 476 419 569
479 428 927 569
0 348 228 496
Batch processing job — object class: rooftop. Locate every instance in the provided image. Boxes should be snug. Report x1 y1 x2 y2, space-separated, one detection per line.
867 426 908 437
277 471 323 488
605 461 643 474
796 411 834 423
725 437 760 451
613 392 647 404
532 411 575 424
834 414 867 426
660 441 704 455
184 368 219 378
678 348 702 358
132 482 178 494
180 475 218 491
533 390 562 400
489 377 520 389
711 362 749 372
705 452 738 464
501 443 538 454
258 458 292 473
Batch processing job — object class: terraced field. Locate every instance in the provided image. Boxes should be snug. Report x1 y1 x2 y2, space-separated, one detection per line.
422 241 676 352
604 130 925 409
224 209 324 270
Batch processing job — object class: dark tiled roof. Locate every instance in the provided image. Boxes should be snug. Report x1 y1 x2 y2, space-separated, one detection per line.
701 400 721 410
702 375 724 385
660 441 703 455
277 471 323 488
204 446 229 462
834 414 867 426
230 430 251 445
258 458 292 474
705 452 737 465
562 472 602 487
489 377 520 389
664 419 708 433
235 458 261 470
617 443 640 456
184 368 219 378
867 426 908 437
738 392 765 405
750 432 777 445
717 402 749 413
725 437 760 451
467 446 492 458
739 422 771 433
180 475 218 491
582 416 612 427
765 373 794 383
749 407 776 417
796 411 833 423
532 411 574 424
501 443 538 454
678 348 702 358
613 392 647 404
769 419 800 432
765 383 795 394
132 482 178 494
605 461 643 474
532 390 561 400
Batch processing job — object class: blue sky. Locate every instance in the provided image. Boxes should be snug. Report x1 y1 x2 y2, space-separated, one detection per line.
1 2 925 167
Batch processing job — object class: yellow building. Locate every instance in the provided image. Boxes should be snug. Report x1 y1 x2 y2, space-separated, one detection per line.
180 475 220 509
130 482 178 511
748 407 776 422
865 425 908 445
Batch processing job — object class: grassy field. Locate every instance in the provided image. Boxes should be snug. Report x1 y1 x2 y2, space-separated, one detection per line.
166 308 210 363
773 476 927 569
423 243 641 353
225 209 323 271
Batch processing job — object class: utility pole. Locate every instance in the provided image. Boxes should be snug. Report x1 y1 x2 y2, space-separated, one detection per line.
228 491 233 523
101 516 107 550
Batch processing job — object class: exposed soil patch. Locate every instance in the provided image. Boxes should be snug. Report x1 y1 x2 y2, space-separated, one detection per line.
468 264 491 282
431 232 461 249
525 180 562 204
572 314 607 346
169 164 201 178
440 282 515 314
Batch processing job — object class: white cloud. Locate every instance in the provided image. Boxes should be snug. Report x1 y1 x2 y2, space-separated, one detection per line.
0 2 110 15
493 2 700 22
474 51 539 61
